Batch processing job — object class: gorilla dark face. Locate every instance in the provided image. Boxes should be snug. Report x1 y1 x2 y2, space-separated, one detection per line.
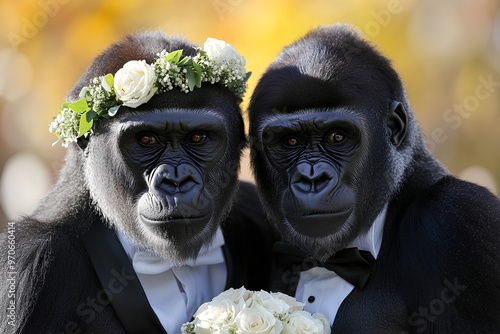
123 111 225 232
261 111 361 237
249 25 416 260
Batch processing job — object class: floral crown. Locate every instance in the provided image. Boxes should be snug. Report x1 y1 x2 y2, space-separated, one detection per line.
49 38 251 147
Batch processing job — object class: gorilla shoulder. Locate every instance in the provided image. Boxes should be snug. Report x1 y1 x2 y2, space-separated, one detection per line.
401 175 500 244
396 175 500 296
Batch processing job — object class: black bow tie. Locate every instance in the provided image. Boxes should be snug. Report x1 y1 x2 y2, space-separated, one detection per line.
272 242 376 291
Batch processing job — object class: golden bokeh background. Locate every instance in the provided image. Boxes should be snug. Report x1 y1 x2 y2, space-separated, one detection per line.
1 0 499 227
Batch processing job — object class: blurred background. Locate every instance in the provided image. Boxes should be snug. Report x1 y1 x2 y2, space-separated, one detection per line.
1 0 499 229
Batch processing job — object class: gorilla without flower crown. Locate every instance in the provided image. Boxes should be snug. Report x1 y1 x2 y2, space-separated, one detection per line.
0 31 272 333
248 24 500 333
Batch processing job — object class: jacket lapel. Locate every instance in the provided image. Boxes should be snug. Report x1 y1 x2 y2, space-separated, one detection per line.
83 221 167 334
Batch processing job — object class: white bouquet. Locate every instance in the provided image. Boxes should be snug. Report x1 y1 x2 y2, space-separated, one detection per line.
181 287 330 334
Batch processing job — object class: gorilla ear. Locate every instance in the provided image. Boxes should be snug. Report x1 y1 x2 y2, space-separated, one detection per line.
387 101 407 148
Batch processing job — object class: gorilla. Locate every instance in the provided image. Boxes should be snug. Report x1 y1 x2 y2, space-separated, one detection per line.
0 31 272 334
248 24 500 333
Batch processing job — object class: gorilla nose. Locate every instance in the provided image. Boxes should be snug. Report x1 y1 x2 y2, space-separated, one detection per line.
153 163 201 195
162 175 197 193
291 162 335 193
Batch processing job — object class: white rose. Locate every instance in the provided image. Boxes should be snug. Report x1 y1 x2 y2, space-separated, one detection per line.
283 311 326 334
270 292 305 312
193 299 240 333
313 313 330 334
280 323 297 334
114 60 157 108
212 287 252 305
235 307 283 334
250 290 291 316
203 37 247 75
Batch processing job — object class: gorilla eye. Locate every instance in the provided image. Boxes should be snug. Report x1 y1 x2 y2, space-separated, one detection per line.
138 134 158 145
326 131 346 143
284 136 300 147
189 133 207 143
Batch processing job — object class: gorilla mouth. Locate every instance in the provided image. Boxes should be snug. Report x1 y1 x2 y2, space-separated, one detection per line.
140 213 211 225
140 213 212 238
140 212 213 242
287 206 353 238
300 206 353 217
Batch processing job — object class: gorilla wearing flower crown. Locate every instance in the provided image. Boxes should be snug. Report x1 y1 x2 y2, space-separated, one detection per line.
248 24 500 333
0 31 273 334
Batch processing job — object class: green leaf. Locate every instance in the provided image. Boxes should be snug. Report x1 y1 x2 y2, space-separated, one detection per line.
185 67 196 91
68 99 89 114
61 102 71 109
78 109 97 137
101 74 114 92
79 87 89 99
192 60 202 75
87 109 97 122
192 61 202 88
105 74 114 91
243 71 252 84
164 49 183 63
199 50 207 57
105 100 119 108
108 105 120 116
178 57 193 66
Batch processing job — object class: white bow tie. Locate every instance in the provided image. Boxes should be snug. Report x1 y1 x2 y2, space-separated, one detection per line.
116 228 226 275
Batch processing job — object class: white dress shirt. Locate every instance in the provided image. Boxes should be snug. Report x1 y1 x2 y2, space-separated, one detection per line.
295 205 388 326
116 228 227 334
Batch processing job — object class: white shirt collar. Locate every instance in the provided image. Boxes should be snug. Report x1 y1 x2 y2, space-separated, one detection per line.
348 203 387 259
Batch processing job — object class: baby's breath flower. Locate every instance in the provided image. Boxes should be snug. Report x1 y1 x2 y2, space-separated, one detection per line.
49 107 81 147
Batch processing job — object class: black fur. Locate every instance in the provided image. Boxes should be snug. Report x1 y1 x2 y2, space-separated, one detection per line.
248 24 500 333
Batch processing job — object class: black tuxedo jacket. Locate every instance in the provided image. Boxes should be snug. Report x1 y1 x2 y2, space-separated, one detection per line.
270 176 500 334
0 182 275 334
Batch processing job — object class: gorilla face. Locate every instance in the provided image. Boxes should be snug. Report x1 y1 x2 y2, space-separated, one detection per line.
83 91 243 262
121 111 226 233
261 111 362 238
252 104 406 260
